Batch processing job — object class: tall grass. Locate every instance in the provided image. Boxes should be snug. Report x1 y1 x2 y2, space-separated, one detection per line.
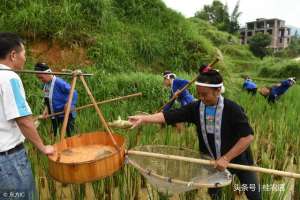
259 60 300 79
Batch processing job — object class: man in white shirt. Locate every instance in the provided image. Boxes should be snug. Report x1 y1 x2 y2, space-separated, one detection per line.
0 32 54 199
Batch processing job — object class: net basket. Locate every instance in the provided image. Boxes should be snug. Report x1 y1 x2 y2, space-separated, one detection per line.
128 145 232 194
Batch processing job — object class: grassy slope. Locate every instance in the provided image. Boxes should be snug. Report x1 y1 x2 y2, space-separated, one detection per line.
0 0 255 73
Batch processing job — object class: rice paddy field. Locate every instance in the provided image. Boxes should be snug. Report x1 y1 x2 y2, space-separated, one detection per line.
3 1 300 199
21 69 300 200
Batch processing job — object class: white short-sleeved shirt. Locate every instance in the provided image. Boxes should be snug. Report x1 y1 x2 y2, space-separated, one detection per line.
0 64 32 152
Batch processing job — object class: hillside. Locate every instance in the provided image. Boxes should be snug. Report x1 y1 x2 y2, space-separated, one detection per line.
0 0 256 73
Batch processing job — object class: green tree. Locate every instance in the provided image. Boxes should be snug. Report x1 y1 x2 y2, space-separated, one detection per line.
194 0 230 32
248 33 272 58
229 0 241 33
194 0 241 33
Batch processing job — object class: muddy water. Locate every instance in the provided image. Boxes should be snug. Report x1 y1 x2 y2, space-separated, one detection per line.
52 145 116 163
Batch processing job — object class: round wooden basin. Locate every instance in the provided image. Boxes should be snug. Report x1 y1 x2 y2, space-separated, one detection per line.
48 131 125 184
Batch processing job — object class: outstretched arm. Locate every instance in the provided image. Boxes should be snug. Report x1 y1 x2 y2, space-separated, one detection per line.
129 102 197 129
128 112 165 129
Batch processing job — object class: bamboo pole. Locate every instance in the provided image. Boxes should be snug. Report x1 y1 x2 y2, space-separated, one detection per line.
127 150 300 179
0 68 93 76
60 75 77 141
79 75 120 151
38 93 142 119
157 58 219 112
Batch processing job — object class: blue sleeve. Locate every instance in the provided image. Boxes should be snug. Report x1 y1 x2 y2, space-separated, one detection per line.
174 79 190 97
72 90 78 106
173 79 189 91
58 79 78 105
164 79 190 111
179 79 189 88
60 80 71 94
281 80 290 87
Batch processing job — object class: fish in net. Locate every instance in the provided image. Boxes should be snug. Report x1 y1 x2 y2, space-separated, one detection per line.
127 145 232 194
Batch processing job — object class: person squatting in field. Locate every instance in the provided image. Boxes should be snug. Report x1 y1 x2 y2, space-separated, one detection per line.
161 70 195 131
162 70 195 111
258 77 296 103
243 76 257 95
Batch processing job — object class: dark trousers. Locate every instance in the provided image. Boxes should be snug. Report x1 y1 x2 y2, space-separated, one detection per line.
246 88 257 95
51 115 75 137
267 95 276 103
208 169 261 200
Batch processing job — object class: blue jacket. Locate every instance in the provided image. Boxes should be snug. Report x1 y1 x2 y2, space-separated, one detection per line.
270 79 292 97
163 78 195 112
45 76 78 118
243 79 257 90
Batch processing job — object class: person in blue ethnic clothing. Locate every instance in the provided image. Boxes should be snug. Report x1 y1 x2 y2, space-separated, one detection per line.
34 63 78 137
258 77 296 103
243 76 257 95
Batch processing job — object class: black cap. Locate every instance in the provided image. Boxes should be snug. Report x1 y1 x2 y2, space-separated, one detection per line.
163 70 176 79
197 69 223 85
163 70 172 77
34 62 49 71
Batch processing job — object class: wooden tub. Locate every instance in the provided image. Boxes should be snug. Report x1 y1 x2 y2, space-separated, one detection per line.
48 131 125 184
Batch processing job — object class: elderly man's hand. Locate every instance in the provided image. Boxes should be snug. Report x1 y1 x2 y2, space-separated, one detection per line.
214 156 230 171
41 109 49 119
41 113 48 119
41 145 55 155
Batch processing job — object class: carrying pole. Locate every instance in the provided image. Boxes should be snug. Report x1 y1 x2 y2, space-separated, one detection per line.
0 68 93 76
127 150 300 179
38 93 142 119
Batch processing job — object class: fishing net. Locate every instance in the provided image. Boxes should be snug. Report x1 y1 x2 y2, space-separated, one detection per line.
127 145 232 194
